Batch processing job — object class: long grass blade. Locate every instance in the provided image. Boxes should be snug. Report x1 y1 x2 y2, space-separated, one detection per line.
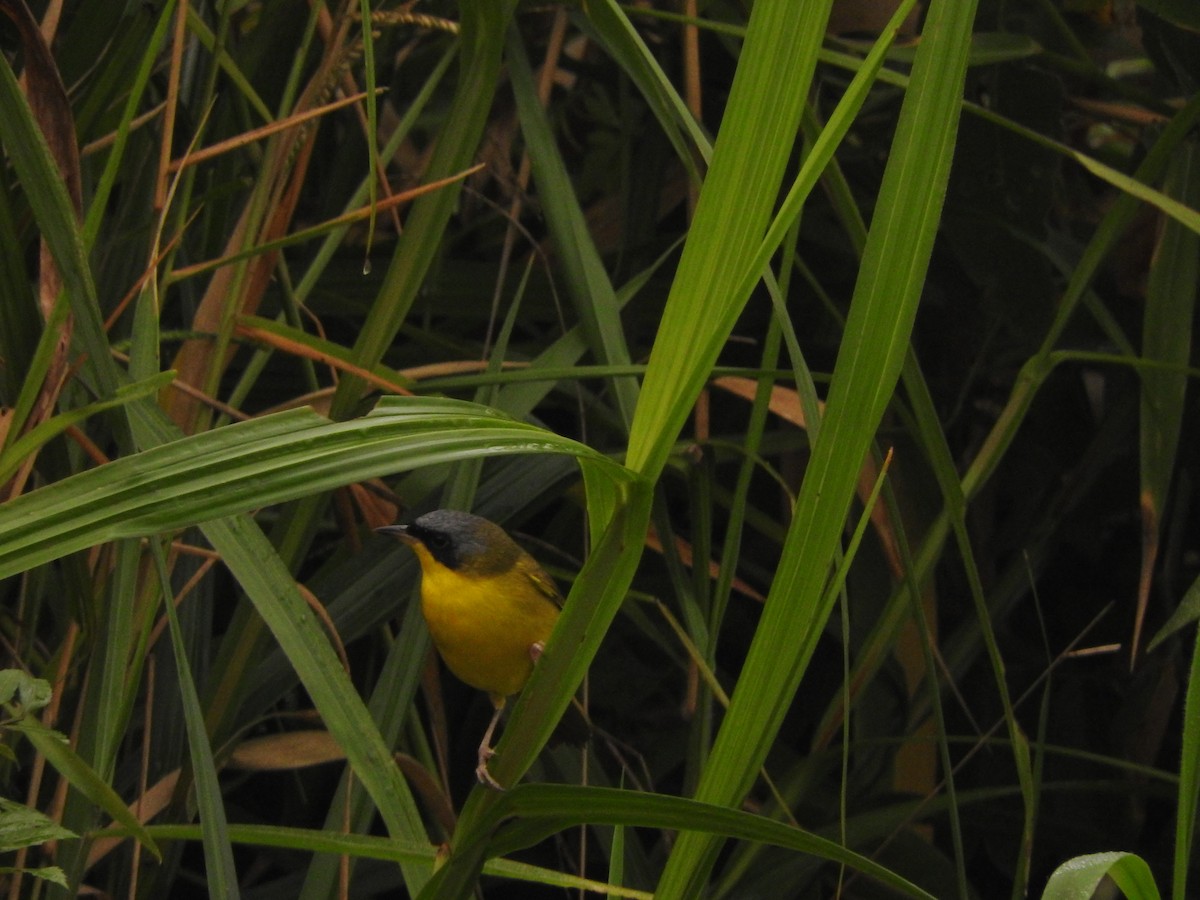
654 0 978 893
152 548 240 899
1134 143 1199 663
507 29 638 429
625 0 828 479
0 398 625 579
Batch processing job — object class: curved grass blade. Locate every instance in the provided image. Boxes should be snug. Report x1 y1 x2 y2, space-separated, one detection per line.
1042 851 1162 900
432 785 936 900
0 397 629 580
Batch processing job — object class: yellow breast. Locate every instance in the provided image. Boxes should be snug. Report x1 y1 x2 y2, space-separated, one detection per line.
416 551 560 701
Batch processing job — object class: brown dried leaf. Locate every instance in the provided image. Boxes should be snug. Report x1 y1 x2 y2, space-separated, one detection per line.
227 730 346 771
828 0 922 36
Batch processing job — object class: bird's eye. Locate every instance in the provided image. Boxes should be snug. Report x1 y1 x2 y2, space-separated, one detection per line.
427 533 450 551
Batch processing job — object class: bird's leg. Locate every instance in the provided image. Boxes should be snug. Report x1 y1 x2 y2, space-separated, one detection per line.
476 702 506 790
475 645 545 789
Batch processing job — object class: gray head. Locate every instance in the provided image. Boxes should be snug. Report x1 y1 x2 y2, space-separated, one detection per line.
377 510 520 574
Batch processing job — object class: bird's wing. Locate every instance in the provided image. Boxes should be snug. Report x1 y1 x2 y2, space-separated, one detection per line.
519 554 564 608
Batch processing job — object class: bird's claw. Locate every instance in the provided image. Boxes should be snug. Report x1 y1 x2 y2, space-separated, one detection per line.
476 745 504 790
529 640 545 663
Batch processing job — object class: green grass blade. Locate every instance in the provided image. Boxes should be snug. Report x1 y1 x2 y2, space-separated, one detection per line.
295 595 430 900
1042 851 1162 900
0 373 172 485
9 718 160 861
731 0 921 310
507 29 638 429
1175 606 1200 900
117 821 653 897
577 0 711 171
818 49 1200 237
625 0 828 479
329 0 520 419
196 513 433 894
0 397 625 579
183 8 272 123
153 548 240 899
0 51 119 399
487 785 937 900
81 0 176 249
654 0 978 893
1137 142 1199 660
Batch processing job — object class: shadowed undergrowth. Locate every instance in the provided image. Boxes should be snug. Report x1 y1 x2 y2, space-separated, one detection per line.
0 1 1198 898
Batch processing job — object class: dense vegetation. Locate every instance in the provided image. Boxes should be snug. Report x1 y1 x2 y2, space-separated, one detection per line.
1 0 1198 897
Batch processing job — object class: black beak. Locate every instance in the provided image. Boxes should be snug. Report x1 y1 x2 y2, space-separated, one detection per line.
376 524 416 544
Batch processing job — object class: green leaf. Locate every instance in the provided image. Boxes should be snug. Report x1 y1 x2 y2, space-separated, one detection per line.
0 670 52 714
654 0 980 892
625 0 828 478
153 549 240 899
1042 851 1162 900
0 865 69 889
1138 0 1200 31
0 797 77 853
0 397 628 580
1176 609 1200 900
0 372 174 485
8 719 159 859
1147 574 1200 654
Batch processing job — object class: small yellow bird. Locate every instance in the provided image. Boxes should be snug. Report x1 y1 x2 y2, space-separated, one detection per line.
377 510 564 788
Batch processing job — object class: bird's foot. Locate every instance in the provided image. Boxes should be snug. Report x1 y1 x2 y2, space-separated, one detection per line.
475 745 504 790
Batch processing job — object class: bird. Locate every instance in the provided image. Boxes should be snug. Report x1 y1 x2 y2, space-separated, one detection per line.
377 509 568 789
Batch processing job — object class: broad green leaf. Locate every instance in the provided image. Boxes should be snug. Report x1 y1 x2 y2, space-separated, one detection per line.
0 397 629 580
0 797 76 852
